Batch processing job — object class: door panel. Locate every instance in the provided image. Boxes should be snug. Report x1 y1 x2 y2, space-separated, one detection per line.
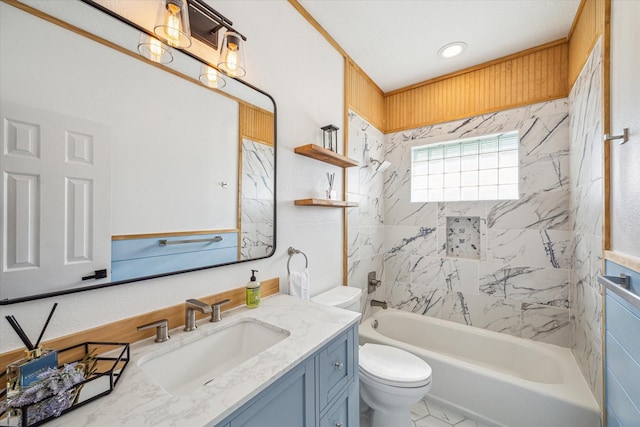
0 101 111 300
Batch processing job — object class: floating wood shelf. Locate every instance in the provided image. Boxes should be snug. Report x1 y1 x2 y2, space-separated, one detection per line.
294 199 359 208
294 144 359 168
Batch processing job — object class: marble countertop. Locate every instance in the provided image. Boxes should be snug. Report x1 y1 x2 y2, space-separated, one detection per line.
47 294 360 427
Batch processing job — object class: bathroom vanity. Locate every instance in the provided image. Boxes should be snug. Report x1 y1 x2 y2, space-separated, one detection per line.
43 294 360 426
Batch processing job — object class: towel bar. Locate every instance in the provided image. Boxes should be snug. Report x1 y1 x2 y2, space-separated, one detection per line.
159 236 223 246
287 247 308 275
598 274 640 309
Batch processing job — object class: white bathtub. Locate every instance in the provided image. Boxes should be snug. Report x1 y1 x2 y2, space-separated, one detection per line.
359 309 601 427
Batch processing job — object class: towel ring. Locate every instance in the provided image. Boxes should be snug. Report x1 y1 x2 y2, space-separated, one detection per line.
287 247 308 275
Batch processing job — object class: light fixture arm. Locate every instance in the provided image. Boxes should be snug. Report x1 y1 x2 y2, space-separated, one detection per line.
188 0 247 43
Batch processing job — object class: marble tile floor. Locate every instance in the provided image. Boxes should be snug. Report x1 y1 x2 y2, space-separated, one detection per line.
360 395 492 427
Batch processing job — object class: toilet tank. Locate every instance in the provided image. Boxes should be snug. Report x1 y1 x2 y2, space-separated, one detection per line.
311 286 362 312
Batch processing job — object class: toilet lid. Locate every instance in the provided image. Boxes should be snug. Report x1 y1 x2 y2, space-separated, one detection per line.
359 343 432 387
311 286 362 308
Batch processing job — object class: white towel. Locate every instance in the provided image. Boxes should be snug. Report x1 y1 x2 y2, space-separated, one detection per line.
288 269 310 300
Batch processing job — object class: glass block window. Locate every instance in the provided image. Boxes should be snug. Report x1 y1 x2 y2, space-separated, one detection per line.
411 131 519 202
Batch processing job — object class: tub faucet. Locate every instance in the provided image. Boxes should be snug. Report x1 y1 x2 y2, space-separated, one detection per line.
370 299 388 309
184 299 212 332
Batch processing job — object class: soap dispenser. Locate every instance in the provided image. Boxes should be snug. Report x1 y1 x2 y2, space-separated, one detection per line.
246 269 260 308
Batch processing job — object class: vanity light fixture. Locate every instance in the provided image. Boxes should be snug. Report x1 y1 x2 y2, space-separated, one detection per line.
86 0 249 78
137 33 173 64
438 41 467 59
154 0 192 49
218 31 247 78
186 0 248 78
199 64 226 89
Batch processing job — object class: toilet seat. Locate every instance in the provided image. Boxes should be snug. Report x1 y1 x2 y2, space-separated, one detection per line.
359 343 432 388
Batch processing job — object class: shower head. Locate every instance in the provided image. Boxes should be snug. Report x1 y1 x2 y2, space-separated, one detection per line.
368 157 391 173
376 160 391 173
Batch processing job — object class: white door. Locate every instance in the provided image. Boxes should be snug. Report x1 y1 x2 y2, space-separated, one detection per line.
0 101 111 301
609 0 640 257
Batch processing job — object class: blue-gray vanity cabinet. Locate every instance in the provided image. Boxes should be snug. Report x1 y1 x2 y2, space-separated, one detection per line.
224 358 316 427
318 325 355 410
217 323 358 427
320 378 359 427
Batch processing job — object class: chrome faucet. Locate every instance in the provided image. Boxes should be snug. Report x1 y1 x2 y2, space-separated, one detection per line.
184 299 212 332
370 299 388 309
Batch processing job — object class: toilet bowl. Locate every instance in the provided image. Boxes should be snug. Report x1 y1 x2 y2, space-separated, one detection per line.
312 286 433 427
359 343 432 427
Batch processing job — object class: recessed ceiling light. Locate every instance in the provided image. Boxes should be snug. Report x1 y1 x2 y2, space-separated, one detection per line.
438 42 467 59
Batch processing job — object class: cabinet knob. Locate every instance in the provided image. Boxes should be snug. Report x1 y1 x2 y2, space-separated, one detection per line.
333 361 344 370
335 422 343 427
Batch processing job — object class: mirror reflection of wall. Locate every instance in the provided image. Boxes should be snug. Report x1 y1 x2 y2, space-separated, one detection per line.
0 1 276 304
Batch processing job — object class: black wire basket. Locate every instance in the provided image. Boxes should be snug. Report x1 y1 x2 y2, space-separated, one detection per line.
0 342 129 427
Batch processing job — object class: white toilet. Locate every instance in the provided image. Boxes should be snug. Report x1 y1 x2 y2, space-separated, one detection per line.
312 286 433 427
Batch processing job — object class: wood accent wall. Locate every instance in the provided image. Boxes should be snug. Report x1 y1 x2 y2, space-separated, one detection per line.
0 279 279 373
345 60 385 131
568 0 607 87
383 40 569 133
239 103 275 146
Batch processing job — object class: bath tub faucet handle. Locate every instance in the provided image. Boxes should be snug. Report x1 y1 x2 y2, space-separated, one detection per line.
368 271 382 293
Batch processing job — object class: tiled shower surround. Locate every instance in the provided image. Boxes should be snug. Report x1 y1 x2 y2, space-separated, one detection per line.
241 138 275 259
382 98 572 347
346 40 604 407
346 111 387 318
569 38 603 406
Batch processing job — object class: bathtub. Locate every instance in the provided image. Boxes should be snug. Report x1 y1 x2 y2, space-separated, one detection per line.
359 309 601 427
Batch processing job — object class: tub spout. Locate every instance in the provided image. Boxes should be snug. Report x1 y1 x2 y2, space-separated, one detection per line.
370 299 388 309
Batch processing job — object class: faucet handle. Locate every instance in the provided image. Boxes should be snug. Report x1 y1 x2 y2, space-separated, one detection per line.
137 319 170 342
210 299 232 322
368 271 382 294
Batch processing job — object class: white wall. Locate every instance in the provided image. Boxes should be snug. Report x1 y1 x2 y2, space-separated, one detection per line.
610 0 640 258
0 8 240 235
0 1 345 353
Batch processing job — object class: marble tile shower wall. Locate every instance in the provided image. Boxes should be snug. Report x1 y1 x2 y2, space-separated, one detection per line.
241 138 275 259
346 111 387 317
568 37 603 406
383 99 572 347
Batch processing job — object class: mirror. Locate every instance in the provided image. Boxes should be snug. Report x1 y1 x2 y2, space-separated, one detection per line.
0 0 276 304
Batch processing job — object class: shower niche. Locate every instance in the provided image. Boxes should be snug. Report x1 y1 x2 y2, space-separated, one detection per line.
446 216 481 260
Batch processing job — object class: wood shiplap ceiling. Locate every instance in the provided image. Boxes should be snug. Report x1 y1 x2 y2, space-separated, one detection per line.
299 0 581 93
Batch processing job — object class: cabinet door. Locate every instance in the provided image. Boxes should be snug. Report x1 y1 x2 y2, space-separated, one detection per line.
227 358 315 427
320 381 359 427
318 328 355 410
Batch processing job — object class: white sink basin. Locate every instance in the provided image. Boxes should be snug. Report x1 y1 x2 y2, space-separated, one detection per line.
138 318 290 396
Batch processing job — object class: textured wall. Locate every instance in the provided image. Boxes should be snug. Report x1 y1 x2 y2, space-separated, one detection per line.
569 37 604 407
382 99 572 347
